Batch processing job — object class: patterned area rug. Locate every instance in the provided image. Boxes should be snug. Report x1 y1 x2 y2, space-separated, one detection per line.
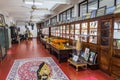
6 57 69 80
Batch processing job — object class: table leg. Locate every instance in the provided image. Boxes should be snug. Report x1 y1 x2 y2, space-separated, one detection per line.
58 54 61 63
76 66 78 71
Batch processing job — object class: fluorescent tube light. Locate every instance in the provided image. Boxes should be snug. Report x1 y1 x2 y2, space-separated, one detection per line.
25 1 42 5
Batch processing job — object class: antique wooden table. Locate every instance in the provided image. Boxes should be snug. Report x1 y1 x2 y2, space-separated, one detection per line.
48 43 75 63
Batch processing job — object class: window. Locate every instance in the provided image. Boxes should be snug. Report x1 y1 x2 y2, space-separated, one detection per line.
50 16 57 24
79 1 87 17
59 7 74 22
116 0 120 5
67 9 70 20
59 14 63 22
71 7 74 18
88 0 98 13
99 0 114 8
63 12 66 21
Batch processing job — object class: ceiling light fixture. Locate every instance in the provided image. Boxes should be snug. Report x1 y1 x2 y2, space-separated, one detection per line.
44 0 68 4
24 0 43 5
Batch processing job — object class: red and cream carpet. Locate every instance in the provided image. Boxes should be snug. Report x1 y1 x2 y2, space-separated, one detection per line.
6 57 69 80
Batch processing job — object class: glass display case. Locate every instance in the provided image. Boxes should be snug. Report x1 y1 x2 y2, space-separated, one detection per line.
66 25 70 39
89 21 98 44
42 28 49 35
70 24 74 40
75 24 80 40
55 27 60 37
60 26 62 37
62 25 66 38
100 21 110 46
81 22 88 42
113 20 120 55
51 27 55 36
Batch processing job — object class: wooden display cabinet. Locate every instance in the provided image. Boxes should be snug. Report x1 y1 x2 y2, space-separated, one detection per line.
81 22 88 42
62 25 66 38
56 27 60 37
99 19 112 74
70 24 75 40
66 25 70 39
60 26 62 37
51 27 55 36
111 18 120 78
75 23 80 40
89 21 98 44
41 27 49 36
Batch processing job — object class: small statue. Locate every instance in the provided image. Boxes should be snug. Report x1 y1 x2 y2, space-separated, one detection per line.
37 62 51 80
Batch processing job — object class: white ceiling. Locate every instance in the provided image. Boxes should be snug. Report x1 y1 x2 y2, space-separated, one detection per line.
0 0 72 24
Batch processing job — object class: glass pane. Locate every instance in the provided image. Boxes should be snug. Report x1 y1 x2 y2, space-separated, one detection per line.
114 21 120 29
80 1 87 17
63 12 66 21
117 0 120 5
89 36 97 43
114 21 120 39
114 30 120 39
99 0 114 8
67 10 70 20
71 8 74 18
88 0 98 13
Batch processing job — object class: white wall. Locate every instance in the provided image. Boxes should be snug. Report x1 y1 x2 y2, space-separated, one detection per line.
17 23 38 38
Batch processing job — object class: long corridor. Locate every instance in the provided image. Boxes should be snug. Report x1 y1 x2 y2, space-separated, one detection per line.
0 39 114 80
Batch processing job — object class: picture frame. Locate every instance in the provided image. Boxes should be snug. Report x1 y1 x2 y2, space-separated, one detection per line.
96 6 106 17
114 3 120 14
90 10 97 18
0 14 5 26
85 13 91 19
106 6 115 15
88 51 96 64
72 54 79 62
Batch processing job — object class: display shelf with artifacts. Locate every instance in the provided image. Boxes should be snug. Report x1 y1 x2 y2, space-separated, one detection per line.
70 24 75 40
51 27 56 36
89 21 98 44
66 25 70 39
0 14 11 60
49 38 75 63
75 24 80 40
41 28 49 36
60 26 63 38
55 27 60 37
62 25 66 38
81 22 88 42
111 19 120 78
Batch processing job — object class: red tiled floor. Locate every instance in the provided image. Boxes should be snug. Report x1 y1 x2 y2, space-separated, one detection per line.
0 38 114 80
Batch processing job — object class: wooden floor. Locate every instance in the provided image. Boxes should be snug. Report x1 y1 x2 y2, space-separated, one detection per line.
0 38 114 80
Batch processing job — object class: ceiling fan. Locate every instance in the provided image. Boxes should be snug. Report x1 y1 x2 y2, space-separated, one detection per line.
23 0 48 11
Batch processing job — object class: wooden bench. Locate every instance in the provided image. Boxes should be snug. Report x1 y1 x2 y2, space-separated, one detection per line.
68 58 87 71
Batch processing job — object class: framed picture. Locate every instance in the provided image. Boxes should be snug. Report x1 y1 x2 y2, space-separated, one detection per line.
106 6 115 15
96 6 106 17
0 14 5 26
85 13 91 19
114 4 120 14
88 51 96 64
72 55 79 62
90 10 97 18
